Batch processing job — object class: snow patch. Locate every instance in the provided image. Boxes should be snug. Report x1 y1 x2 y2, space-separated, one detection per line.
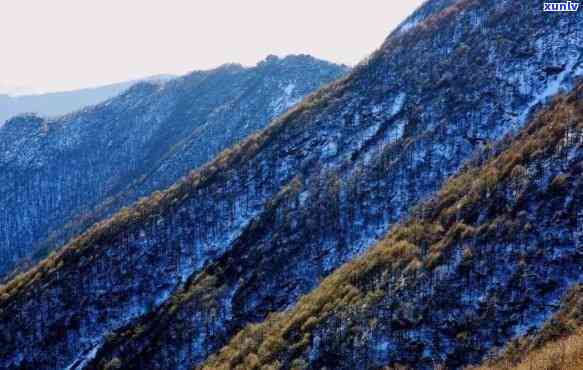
397 17 421 35
64 342 101 370
322 141 338 158
390 93 407 117
270 83 301 116
518 52 582 125
284 83 296 96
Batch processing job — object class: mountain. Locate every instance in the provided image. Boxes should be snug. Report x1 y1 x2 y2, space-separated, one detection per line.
0 55 347 278
0 0 582 369
0 76 174 124
201 82 583 369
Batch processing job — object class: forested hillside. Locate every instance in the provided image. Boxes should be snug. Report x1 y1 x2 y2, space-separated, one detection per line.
1 0 582 369
203 82 583 370
0 55 345 278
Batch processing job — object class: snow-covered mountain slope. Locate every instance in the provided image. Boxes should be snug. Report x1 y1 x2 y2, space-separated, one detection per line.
80 1 583 369
0 55 346 278
203 82 583 370
1 0 582 369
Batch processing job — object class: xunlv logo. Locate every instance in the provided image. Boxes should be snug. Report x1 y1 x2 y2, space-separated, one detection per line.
544 1 580 11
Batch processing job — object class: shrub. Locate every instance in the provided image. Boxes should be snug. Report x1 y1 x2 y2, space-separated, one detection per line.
104 357 122 370
549 174 569 193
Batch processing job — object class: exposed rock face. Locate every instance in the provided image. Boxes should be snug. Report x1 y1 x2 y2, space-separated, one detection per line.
1 0 582 369
0 55 346 277
202 84 583 370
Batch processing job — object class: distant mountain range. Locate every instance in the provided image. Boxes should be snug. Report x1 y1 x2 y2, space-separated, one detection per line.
0 75 175 124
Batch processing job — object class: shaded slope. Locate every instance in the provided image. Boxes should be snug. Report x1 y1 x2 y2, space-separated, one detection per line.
203 83 583 370
0 55 345 277
1 0 582 369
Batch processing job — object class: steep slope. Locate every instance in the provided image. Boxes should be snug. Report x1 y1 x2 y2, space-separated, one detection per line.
202 83 583 370
1 0 582 369
0 76 174 124
0 55 346 277
479 331 583 370
472 284 583 369
84 1 583 369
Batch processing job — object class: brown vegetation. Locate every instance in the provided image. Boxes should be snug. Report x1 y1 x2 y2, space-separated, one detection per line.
471 329 583 370
471 284 583 370
202 84 583 369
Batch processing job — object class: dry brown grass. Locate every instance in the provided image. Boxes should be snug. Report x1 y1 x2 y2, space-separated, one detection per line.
471 330 583 370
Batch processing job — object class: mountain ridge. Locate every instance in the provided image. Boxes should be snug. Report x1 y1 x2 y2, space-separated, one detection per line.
0 54 346 279
0 75 175 125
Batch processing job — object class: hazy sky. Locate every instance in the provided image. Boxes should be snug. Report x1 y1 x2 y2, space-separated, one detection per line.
0 1 424 94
